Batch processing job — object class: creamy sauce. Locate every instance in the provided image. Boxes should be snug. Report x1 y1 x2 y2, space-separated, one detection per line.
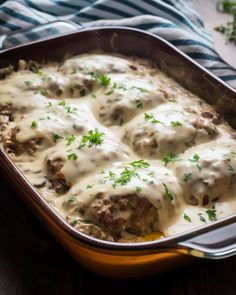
1 52 236 242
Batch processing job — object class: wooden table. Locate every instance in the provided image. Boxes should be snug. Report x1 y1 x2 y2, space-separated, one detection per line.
1 1 236 294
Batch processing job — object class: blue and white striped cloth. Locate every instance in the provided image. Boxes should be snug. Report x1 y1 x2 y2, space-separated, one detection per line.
0 0 235 88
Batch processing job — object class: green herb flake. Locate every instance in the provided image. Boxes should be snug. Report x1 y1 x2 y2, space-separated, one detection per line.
206 208 217 221
46 102 53 108
91 93 97 99
39 88 49 96
189 154 201 171
68 195 77 203
215 1 236 42
162 154 179 166
171 121 182 127
183 173 192 182
198 213 206 223
136 186 142 193
70 220 78 226
184 213 192 222
78 128 105 148
129 159 150 169
136 101 143 109
66 134 76 146
144 112 163 124
162 183 174 201
24 81 32 87
86 184 93 189
58 100 66 106
67 153 78 160
52 133 63 143
31 121 38 128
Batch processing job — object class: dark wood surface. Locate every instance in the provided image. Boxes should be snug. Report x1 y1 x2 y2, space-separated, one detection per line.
1 175 236 295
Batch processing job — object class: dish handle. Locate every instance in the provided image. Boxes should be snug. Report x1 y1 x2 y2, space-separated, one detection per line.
175 219 236 259
0 20 82 49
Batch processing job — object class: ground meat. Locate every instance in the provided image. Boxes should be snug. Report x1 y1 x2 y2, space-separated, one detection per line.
81 193 159 240
3 127 42 156
66 216 114 242
46 158 70 193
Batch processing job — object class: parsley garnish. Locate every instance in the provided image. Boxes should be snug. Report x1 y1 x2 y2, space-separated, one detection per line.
58 100 66 106
128 159 150 169
67 153 78 160
46 102 53 108
184 213 192 222
215 1 236 42
71 220 78 226
136 186 142 193
171 121 182 127
183 173 192 182
78 128 105 149
90 72 110 86
136 101 143 109
144 112 163 124
104 160 150 188
162 183 174 201
68 195 77 203
162 154 179 166
189 154 201 171
39 88 48 96
66 134 76 146
52 133 63 142
131 86 149 93
31 121 37 128
198 213 206 223
24 81 32 87
86 184 93 189
206 208 217 221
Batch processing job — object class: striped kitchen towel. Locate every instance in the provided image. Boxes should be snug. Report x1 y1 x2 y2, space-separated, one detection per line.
0 0 235 88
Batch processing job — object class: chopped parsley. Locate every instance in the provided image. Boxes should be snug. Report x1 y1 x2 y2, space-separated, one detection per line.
131 86 149 93
215 0 236 42
67 153 78 160
39 88 49 96
144 112 163 124
68 195 77 203
24 81 32 87
58 100 66 106
136 186 142 193
86 184 93 189
198 213 206 223
31 121 37 128
65 106 78 114
90 72 110 86
184 213 192 222
91 93 97 99
78 128 105 149
189 154 201 171
162 154 179 166
104 160 150 188
52 133 63 142
136 101 143 109
206 208 217 221
171 121 182 127
162 183 174 201
66 134 76 146
71 220 78 226
183 173 192 182
128 159 150 169
46 102 53 108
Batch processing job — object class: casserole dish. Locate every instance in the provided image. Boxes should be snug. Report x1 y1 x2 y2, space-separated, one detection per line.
0 23 236 278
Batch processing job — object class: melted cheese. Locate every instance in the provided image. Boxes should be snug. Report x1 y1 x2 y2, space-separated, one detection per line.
1 52 236 242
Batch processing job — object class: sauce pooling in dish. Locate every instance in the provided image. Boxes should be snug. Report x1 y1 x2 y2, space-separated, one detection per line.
1 52 236 243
